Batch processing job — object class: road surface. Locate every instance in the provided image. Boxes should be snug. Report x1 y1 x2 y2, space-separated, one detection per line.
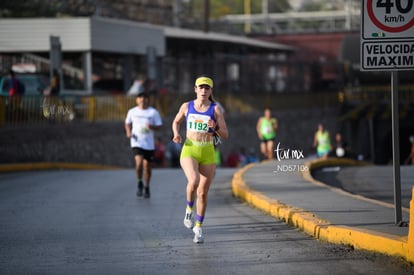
0 168 413 274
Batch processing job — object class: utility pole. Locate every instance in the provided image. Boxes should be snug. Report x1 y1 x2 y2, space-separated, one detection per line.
345 0 352 30
262 0 270 33
244 0 251 34
173 0 180 27
202 0 209 32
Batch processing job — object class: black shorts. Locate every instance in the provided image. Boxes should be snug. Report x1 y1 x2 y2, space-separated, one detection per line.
132 147 155 161
260 137 275 143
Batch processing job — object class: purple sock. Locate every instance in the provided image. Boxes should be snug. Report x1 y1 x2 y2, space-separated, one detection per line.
196 215 204 226
186 201 194 212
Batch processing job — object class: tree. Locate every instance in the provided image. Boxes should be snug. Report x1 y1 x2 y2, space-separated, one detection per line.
0 0 57 17
0 0 103 17
193 0 290 19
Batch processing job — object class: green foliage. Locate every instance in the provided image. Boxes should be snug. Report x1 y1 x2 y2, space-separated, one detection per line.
210 0 291 18
0 0 58 17
0 0 96 18
0 0 292 21
300 1 326 12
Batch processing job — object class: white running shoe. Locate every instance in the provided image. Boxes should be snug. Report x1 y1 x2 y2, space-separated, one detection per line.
183 211 194 229
192 226 204 243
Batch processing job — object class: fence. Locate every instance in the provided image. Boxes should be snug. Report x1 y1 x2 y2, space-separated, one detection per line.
0 95 136 125
2 86 414 125
0 92 343 125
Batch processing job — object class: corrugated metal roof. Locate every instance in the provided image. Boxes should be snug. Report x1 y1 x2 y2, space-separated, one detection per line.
0 17 293 54
0 18 91 52
164 26 294 52
90 17 165 55
0 17 165 55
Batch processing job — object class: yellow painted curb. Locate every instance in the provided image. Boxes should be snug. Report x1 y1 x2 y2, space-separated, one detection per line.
320 225 408 257
231 159 413 264
0 162 123 172
408 187 414 262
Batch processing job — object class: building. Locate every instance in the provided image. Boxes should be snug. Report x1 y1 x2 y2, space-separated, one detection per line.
0 16 294 94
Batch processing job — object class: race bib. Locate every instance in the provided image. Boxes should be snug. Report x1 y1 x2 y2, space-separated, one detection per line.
136 117 150 134
263 125 272 134
187 113 210 133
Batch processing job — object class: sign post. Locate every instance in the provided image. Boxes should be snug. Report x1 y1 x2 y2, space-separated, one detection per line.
361 0 414 224
391 70 402 223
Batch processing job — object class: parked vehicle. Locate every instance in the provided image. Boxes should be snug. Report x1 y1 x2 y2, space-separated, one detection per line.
0 73 48 96
0 73 76 122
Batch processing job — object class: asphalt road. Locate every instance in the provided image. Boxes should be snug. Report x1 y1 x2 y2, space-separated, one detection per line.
0 168 413 275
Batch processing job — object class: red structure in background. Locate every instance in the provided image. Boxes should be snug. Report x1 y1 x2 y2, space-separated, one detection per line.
259 32 350 62
258 32 355 91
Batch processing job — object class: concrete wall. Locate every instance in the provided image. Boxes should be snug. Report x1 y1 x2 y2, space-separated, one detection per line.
0 107 340 167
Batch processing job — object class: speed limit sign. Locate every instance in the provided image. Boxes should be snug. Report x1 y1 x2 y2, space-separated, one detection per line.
361 0 414 70
361 0 412 224
363 0 414 39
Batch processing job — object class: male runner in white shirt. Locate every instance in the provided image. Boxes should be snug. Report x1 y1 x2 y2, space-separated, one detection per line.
125 91 163 198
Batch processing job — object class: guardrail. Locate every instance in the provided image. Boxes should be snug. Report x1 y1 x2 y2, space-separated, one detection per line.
341 85 414 103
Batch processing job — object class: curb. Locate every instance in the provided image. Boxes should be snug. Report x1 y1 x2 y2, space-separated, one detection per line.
231 159 413 264
0 162 123 173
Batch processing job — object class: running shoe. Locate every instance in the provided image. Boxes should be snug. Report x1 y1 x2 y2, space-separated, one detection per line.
136 181 143 197
144 187 150 198
192 226 204 243
183 211 194 229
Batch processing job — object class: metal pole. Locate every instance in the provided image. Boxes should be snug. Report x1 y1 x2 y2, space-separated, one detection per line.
203 0 209 32
50 36 63 92
262 0 269 33
173 0 180 27
368 118 375 162
244 0 251 34
83 51 93 94
391 70 402 224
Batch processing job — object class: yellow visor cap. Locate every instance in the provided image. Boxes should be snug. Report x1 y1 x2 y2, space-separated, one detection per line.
195 77 213 88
